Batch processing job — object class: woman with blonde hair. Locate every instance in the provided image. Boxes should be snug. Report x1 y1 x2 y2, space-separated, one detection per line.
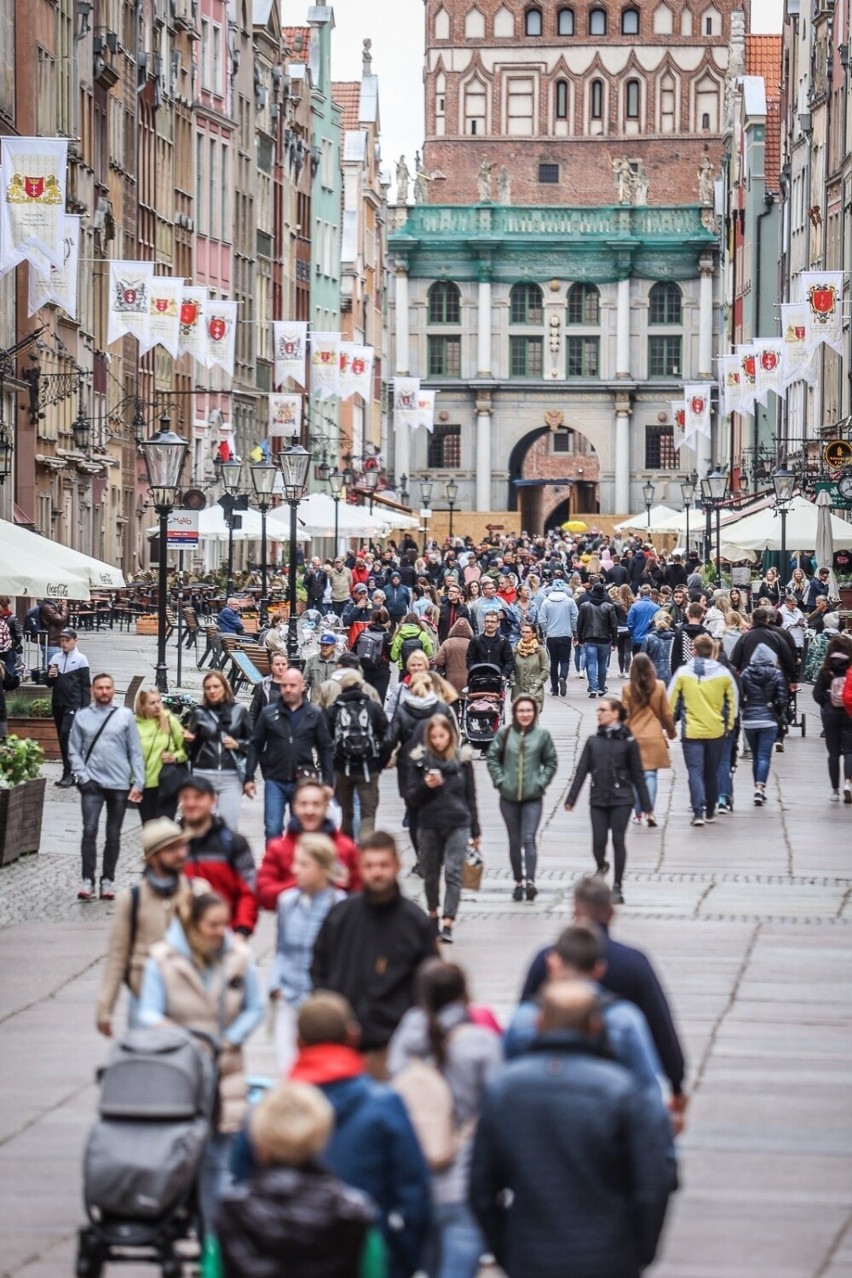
720 610 749 659
623 653 676 827
133 688 189 822
640 609 675 683
185 671 251 830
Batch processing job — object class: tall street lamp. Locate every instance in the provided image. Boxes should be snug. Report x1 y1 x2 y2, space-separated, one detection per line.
140 415 189 693
701 468 729 585
772 466 797 579
279 443 312 665
363 465 379 514
398 472 409 506
642 480 656 533
328 468 345 552
445 479 458 540
250 459 278 626
219 457 244 595
420 478 433 553
680 472 697 556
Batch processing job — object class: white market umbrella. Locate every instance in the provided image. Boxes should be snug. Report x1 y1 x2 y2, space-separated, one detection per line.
0 536 91 599
719 495 852 558
269 491 387 540
0 518 123 589
615 504 681 534
146 504 267 543
815 488 839 596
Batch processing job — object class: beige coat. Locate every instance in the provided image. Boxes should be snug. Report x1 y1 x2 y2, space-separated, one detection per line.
148 933 253 1132
97 875 194 1023
623 681 677 770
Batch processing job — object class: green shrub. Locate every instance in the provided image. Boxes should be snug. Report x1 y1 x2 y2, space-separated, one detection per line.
0 736 45 788
5 695 52 718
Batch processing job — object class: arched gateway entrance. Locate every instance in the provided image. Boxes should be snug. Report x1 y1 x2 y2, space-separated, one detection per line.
508 424 601 533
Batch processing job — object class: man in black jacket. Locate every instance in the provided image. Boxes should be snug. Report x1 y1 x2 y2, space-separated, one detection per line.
326 671 389 840
604 553 629 587
46 628 91 786
437 581 471 643
245 669 334 840
303 556 329 609
729 607 799 684
575 581 617 697
466 609 514 677
470 980 674 1278
520 876 687 1129
663 553 688 589
311 831 437 1072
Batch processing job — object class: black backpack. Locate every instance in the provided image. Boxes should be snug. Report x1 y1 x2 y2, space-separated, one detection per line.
23 605 42 639
355 630 383 670
400 635 426 665
333 697 379 776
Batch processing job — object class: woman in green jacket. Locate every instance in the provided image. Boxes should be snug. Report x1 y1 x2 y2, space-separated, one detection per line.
511 622 549 710
389 612 434 668
134 688 188 822
486 695 558 902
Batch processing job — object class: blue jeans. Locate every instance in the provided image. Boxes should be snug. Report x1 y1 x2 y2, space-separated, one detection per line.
573 643 586 672
200 1131 235 1237
745 725 777 785
716 732 735 802
262 778 296 841
633 769 658 815
423 1201 486 1278
584 641 610 692
682 736 725 816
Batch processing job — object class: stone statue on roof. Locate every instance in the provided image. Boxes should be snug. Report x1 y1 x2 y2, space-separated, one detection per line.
698 157 715 205
498 165 511 204
396 155 410 205
477 159 494 203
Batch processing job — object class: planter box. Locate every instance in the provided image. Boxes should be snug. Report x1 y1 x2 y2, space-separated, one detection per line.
0 778 47 865
136 614 159 635
6 719 61 761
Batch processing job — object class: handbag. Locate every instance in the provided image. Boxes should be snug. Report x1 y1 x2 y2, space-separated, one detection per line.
461 841 484 891
158 762 192 798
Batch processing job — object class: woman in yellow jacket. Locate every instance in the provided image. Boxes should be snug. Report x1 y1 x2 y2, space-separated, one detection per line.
134 687 189 822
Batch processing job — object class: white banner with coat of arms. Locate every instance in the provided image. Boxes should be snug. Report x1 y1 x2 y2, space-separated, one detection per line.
27 213 80 320
205 300 238 375
683 383 713 443
107 261 154 346
0 136 68 270
752 338 784 405
139 277 184 359
338 343 374 401
178 286 209 363
272 321 308 389
800 271 845 355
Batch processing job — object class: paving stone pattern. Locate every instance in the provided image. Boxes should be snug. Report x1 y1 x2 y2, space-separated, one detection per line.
0 634 850 1277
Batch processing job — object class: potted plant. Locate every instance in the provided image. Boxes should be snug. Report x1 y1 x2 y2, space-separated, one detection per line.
5 695 61 760
0 735 47 865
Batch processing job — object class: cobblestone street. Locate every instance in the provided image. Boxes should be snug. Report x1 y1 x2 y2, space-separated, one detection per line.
1 631 851 1277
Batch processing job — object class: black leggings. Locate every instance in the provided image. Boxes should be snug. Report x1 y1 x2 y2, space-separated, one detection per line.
616 632 632 674
590 804 631 885
822 707 852 790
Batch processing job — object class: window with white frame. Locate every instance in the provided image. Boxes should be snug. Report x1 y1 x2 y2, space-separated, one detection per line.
506 76 535 135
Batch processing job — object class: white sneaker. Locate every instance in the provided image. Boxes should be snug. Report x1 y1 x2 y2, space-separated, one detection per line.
99 879 115 900
77 879 95 901
830 790 841 802
844 782 852 806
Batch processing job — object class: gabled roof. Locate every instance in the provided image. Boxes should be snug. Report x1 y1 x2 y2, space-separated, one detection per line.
746 34 782 193
332 80 361 132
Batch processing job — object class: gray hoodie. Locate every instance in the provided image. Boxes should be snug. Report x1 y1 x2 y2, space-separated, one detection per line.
68 700 145 789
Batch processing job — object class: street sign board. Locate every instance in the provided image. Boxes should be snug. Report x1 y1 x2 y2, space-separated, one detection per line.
814 481 852 511
166 510 200 547
822 440 852 468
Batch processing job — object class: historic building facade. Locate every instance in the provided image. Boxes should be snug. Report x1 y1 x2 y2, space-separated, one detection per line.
389 0 737 524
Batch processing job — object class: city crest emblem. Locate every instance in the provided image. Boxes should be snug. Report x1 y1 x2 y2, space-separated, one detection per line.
208 316 228 343
808 284 837 321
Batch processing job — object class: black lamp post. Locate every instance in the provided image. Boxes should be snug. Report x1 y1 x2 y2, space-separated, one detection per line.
772 466 796 579
445 479 458 540
250 460 278 627
642 479 656 532
0 427 12 484
701 468 729 585
398 472 409 506
278 443 312 665
328 468 345 551
140 415 189 693
219 457 244 594
420 478 433 552
680 473 697 555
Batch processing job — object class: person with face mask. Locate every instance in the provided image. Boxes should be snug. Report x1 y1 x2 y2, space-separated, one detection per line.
95 818 194 1038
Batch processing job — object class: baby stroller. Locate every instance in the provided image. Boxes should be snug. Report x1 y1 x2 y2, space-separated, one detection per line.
77 1026 217 1277
461 663 506 753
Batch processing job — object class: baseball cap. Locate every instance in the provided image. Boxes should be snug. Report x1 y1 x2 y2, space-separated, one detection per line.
320 632 337 645
354 583 368 594
177 774 216 797
141 817 186 859
59 627 78 639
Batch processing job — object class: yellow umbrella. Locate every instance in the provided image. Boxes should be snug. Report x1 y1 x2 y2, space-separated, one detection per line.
562 520 588 533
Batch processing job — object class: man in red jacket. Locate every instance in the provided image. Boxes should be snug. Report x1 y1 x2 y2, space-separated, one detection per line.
177 776 258 935
257 779 362 909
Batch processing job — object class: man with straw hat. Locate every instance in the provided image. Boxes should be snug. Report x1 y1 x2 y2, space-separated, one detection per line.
95 818 197 1038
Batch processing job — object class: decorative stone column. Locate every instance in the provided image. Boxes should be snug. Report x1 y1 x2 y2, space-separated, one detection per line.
477 279 492 376
616 276 631 378
394 261 410 375
475 392 492 512
698 254 714 380
614 392 632 514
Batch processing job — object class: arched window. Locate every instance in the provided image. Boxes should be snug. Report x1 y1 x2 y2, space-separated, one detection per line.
555 79 569 119
524 6 543 35
590 79 604 119
621 6 639 32
463 78 487 135
557 6 575 34
510 282 544 324
567 283 600 325
625 79 640 119
589 7 607 34
428 281 461 324
648 281 682 324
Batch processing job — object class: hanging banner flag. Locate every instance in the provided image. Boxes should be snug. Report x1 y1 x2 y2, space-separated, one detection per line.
414 389 436 433
800 271 845 354
27 213 80 320
718 355 742 417
683 383 713 441
736 344 757 414
272 321 308 388
780 302 818 388
338 343 374 401
178 286 208 363
205 299 238 375
392 377 420 429
139 276 184 358
671 401 687 451
310 332 341 399
0 136 68 268
753 338 784 405
107 260 154 346
268 393 302 443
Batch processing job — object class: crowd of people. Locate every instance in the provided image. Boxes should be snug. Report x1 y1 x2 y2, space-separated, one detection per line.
20 526 850 1276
